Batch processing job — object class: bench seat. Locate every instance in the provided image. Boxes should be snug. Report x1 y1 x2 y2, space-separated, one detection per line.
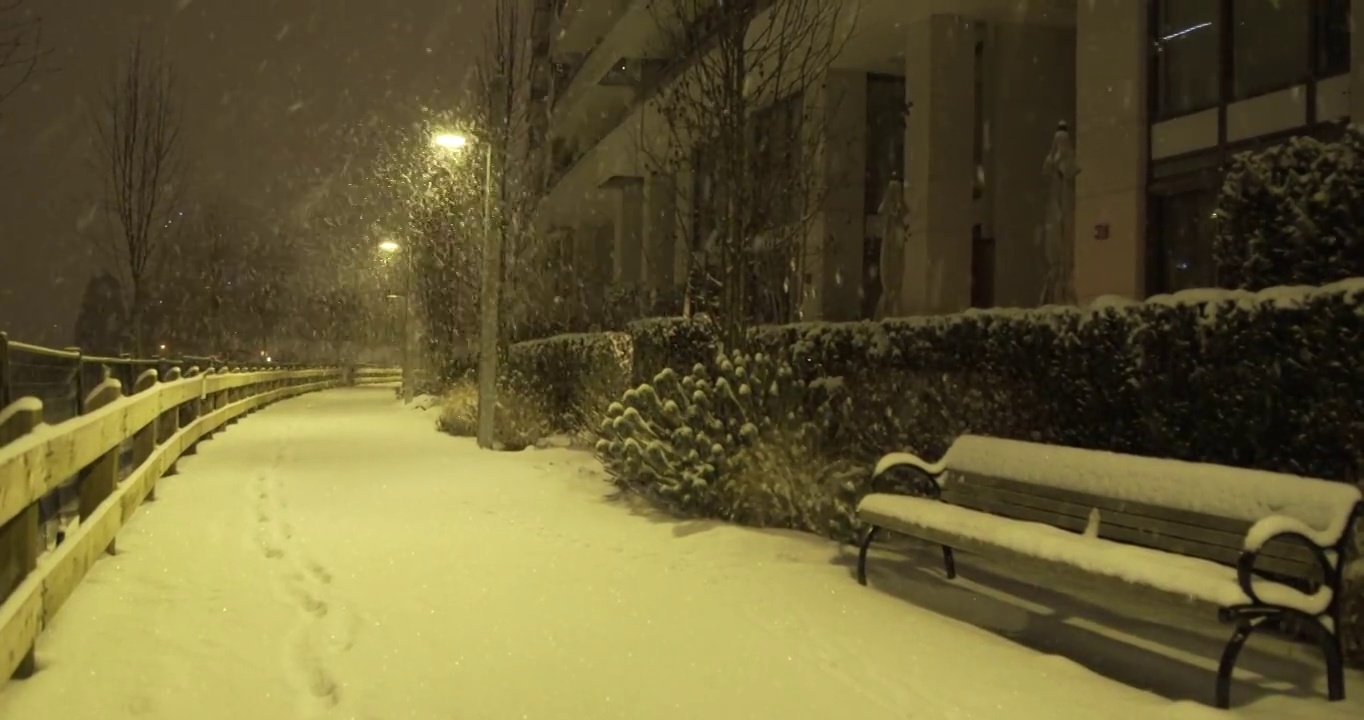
859 493 1332 615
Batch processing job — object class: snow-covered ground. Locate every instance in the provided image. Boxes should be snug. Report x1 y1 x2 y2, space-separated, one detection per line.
1 387 1358 719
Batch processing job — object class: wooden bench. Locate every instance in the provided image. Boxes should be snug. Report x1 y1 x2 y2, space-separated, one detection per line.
855 434 1363 709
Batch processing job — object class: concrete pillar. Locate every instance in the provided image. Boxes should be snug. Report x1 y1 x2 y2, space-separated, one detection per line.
903 14 976 315
642 174 678 309
613 180 644 289
1074 0 1147 304
573 224 612 325
988 22 1076 308
815 70 868 321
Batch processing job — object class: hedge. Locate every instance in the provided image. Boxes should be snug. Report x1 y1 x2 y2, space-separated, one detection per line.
504 332 633 436
1217 124 1364 290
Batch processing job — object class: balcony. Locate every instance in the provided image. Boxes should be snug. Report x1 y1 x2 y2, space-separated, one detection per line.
553 0 636 58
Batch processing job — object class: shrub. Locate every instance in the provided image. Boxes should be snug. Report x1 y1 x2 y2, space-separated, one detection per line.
595 347 867 539
435 375 553 450
1216 125 1364 290
437 379 478 436
504 331 633 441
624 314 718 385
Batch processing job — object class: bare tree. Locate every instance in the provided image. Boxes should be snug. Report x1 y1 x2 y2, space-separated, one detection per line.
474 0 552 344
90 37 184 355
0 0 46 111
640 0 852 344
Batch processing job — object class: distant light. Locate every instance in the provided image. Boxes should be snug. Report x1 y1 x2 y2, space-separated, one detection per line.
266 356 273 363
386 293 401 299
159 344 167 351
378 240 401 253
432 132 468 150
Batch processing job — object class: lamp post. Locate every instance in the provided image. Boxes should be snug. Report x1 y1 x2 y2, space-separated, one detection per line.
430 130 498 449
377 239 414 402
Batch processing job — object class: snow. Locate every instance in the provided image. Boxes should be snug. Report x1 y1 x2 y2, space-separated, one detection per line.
0 388 1359 720
858 494 1332 615
408 393 439 410
940 435 1362 547
874 450 946 478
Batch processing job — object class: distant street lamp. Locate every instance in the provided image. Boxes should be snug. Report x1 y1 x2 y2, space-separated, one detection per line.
378 238 415 402
429 129 498 449
432 132 468 150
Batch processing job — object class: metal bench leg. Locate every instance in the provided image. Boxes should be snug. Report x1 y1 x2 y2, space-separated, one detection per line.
856 525 879 586
941 545 957 580
1215 617 1261 709
1301 614 1346 702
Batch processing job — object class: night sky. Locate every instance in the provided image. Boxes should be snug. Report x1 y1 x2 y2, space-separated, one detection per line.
0 0 491 347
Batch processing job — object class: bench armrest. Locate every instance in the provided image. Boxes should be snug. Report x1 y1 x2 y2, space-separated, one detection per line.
1235 516 1337 608
1243 515 1334 553
873 452 946 480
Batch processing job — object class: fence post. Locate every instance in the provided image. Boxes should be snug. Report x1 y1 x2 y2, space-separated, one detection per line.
0 401 41 679
77 380 122 556
132 370 159 501
71 349 86 420
0 332 9 410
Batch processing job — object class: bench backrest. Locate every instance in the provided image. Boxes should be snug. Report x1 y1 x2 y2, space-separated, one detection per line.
939 435 1363 582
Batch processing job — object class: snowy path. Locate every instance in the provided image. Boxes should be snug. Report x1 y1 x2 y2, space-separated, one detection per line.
1 387 1359 720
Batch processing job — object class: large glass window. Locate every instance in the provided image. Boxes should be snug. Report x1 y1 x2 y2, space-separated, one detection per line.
1150 188 1218 295
864 74 906 214
1232 0 1310 99
1317 0 1351 77
1152 0 1221 117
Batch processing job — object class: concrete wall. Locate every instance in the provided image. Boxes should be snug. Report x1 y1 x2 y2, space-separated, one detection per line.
814 70 868 321
902 14 977 315
1073 0 1147 305
987 22 1076 308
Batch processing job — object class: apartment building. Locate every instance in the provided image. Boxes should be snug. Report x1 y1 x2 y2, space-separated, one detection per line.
535 0 1360 323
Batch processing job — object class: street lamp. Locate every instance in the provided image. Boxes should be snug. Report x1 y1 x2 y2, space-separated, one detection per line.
378 238 415 403
428 129 498 449
431 132 468 150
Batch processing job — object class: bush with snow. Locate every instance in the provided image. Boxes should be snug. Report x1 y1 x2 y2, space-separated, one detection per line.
504 331 632 443
1216 125 1364 290
436 375 551 449
594 348 868 539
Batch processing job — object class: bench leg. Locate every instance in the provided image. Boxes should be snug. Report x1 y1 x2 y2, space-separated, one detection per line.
1215 617 1262 709
856 526 879 586
941 545 957 580
1302 613 1346 702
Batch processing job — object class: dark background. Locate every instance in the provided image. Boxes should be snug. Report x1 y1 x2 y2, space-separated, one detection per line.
0 0 491 347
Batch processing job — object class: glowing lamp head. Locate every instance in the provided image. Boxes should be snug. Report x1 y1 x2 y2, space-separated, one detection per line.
432 133 468 150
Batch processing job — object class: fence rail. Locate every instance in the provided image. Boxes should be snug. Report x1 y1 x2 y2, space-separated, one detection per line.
0 333 400 687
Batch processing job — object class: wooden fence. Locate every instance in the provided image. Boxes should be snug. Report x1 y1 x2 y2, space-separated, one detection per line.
0 339 400 686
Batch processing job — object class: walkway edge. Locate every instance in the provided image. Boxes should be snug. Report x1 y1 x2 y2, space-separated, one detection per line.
0 378 337 688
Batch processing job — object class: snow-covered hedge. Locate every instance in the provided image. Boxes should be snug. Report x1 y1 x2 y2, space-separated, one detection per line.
750 280 1364 485
624 314 718 385
595 348 866 538
1217 125 1364 290
504 331 633 438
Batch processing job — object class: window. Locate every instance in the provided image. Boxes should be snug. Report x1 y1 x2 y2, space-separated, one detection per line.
1152 0 1221 117
751 92 804 228
1232 0 1310 99
1317 0 1351 76
1149 188 1218 295
864 74 905 214
970 226 994 309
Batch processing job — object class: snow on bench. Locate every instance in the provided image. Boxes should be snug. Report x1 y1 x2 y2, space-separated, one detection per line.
856 434 1363 710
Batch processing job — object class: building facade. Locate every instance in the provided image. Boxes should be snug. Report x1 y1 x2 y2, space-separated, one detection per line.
536 0 1360 324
